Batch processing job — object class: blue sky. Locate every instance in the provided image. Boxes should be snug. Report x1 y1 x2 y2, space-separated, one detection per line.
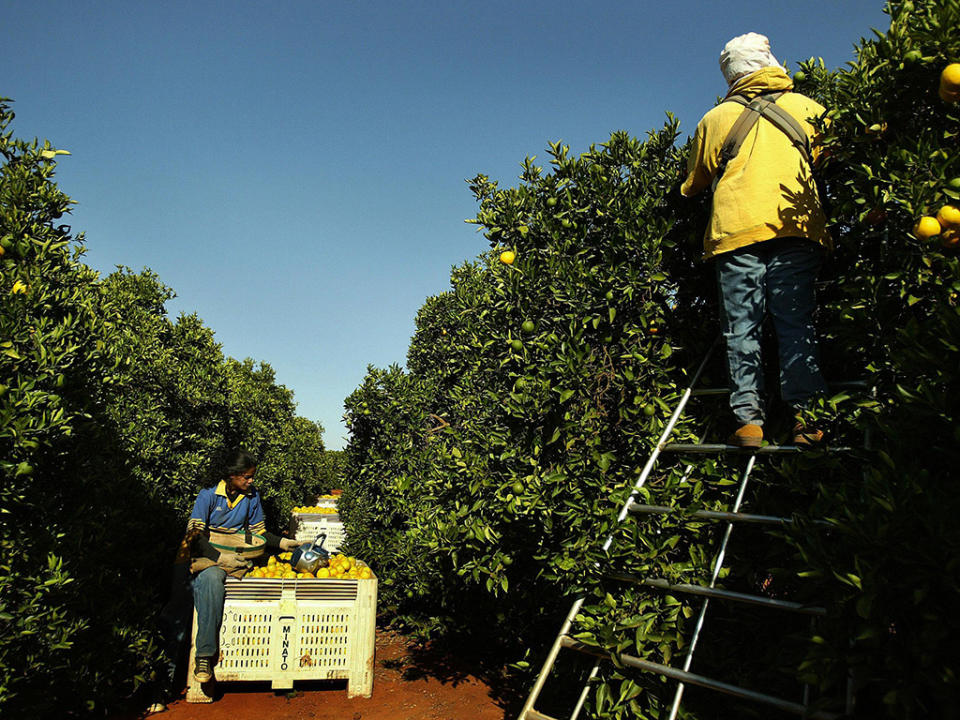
4 1 889 449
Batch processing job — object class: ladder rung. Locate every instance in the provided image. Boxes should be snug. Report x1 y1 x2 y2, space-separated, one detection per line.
692 379 869 396
521 710 561 720
559 637 839 719
606 573 827 616
691 387 730 396
627 502 798 526
661 443 853 454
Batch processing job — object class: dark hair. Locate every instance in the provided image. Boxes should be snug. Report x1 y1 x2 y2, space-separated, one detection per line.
223 449 258 477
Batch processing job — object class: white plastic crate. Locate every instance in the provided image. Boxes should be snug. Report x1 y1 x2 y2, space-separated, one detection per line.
290 513 345 553
186 574 377 702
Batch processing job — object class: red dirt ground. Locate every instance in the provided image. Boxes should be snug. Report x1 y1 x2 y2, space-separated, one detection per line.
127 628 519 720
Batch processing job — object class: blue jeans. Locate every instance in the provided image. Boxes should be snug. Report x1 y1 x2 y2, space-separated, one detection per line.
157 565 226 690
715 237 827 425
192 566 227 658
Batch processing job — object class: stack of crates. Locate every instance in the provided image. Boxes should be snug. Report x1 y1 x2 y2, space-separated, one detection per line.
186 570 377 702
290 494 345 553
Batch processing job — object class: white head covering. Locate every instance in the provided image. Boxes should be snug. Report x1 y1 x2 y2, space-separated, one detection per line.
719 33 783 86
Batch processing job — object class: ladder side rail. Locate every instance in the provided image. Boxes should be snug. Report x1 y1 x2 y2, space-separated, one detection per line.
569 352 718 720
520 343 718 720
517 597 587 720
569 450 710 720
605 340 718 539
667 454 758 720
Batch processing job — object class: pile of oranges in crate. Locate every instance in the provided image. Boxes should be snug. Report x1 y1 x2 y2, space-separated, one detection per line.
292 505 338 514
246 551 373 580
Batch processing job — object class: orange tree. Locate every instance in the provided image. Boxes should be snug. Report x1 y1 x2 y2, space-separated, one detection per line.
773 1 960 715
340 125 717 651
341 2 959 717
0 99 327 717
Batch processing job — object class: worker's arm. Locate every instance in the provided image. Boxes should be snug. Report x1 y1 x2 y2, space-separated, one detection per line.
680 121 715 197
261 530 299 551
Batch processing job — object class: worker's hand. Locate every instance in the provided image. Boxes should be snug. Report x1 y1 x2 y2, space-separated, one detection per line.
278 538 299 552
218 552 252 570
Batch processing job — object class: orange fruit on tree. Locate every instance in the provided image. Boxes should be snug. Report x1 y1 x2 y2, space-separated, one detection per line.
936 205 960 227
914 216 941 239
499 250 515 265
942 63 960 91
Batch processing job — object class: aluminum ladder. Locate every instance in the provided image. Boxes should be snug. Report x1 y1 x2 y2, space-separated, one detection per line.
517 346 864 720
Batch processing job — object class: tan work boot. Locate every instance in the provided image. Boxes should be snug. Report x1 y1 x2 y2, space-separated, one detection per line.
728 423 763 448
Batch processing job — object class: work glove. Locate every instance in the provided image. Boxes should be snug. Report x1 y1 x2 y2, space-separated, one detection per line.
218 552 252 570
278 538 300 552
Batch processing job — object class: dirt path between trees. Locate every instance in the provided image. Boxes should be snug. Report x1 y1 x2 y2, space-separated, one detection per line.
124 629 520 720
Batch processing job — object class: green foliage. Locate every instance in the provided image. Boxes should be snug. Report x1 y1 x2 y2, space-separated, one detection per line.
784 1 960 715
0 99 328 717
342 2 960 717
342 126 717 651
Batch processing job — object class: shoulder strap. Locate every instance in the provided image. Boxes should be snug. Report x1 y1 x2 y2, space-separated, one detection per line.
712 91 812 190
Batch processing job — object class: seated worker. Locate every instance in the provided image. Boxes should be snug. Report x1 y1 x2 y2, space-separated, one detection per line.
681 32 830 447
152 449 299 712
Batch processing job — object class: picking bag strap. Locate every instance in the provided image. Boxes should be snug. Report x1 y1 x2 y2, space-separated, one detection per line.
712 91 812 190
755 98 812 163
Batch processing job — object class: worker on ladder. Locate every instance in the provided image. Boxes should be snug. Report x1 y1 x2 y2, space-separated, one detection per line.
681 32 830 448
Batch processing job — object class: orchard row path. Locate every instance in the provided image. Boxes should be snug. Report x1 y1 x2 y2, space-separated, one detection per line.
118 628 517 720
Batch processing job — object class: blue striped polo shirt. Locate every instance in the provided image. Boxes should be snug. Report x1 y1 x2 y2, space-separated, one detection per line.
186 481 267 536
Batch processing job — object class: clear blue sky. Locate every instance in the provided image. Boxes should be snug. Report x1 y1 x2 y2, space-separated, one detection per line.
4 0 888 449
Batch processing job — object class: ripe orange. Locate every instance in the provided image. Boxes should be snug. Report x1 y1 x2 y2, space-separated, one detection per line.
499 250 515 265
942 63 960 90
936 205 960 227
913 216 941 239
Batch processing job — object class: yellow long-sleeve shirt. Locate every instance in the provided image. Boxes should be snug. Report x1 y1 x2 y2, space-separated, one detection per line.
681 67 831 259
